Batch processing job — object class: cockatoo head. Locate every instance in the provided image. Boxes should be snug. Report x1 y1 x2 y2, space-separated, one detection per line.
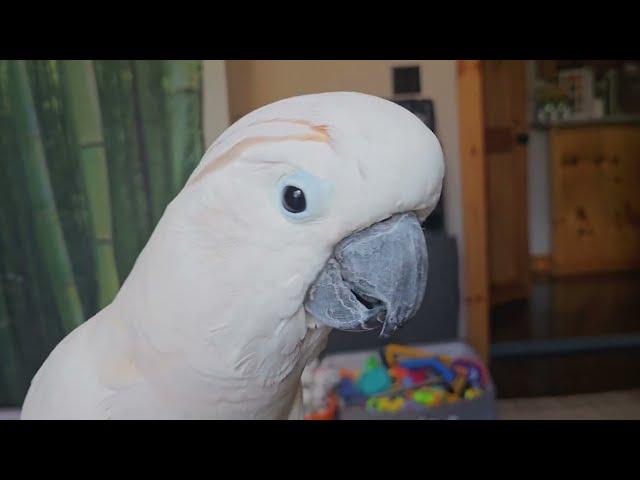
121 92 443 401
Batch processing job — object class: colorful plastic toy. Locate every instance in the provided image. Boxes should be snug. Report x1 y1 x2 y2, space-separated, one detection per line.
398 357 456 384
376 396 405 413
408 369 427 384
383 344 451 367
388 366 410 381
450 375 468 396
357 366 392 396
464 388 483 400
450 358 489 388
337 377 364 405
325 344 490 418
305 394 339 420
339 368 358 381
357 355 392 396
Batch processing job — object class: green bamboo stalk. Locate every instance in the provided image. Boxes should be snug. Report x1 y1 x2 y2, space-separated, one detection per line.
29 60 93 340
0 101 21 401
0 61 52 383
0 63 21 403
0 277 20 404
0 199 33 400
166 60 203 195
131 60 171 225
7 60 84 333
60 61 119 307
40 60 97 317
94 61 149 281
116 63 153 243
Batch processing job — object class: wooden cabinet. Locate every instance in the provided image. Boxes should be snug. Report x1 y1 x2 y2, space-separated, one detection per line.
550 124 640 275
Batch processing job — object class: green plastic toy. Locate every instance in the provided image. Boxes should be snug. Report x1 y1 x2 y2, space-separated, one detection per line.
357 355 392 396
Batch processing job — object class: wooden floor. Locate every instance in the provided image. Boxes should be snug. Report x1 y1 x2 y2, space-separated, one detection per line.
490 271 640 398
492 271 640 343
491 348 640 398
497 389 640 420
6 392 639 420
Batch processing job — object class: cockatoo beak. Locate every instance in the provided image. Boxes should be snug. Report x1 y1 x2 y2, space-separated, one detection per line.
304 212 428 338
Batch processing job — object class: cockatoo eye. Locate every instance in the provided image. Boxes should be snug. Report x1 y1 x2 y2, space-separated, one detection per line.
275 170 333 223
282 186 306 213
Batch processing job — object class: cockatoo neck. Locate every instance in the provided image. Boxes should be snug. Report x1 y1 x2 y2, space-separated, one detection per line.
111 197 330 414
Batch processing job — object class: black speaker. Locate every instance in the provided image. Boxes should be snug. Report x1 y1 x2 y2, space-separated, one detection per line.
393 99 436 133
392 99 444 231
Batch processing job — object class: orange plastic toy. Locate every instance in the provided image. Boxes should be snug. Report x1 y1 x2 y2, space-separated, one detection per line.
383 344 452 368
304 394 339 420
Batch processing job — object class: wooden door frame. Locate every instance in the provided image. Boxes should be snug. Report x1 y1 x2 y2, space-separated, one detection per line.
457 60 491 363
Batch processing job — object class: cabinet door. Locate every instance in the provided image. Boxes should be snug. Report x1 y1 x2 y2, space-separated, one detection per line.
550 125 640 275
483 60 531 305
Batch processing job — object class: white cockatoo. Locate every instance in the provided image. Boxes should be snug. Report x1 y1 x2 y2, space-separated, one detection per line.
21 92 444 419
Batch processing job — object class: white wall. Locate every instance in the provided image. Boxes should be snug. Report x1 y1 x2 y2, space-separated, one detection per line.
202 60 230 147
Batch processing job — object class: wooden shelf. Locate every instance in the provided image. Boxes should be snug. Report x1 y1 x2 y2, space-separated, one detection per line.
532 114 640 130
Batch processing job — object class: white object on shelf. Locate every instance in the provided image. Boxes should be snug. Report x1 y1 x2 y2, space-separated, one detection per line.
558 68 595 120
593 98 605 119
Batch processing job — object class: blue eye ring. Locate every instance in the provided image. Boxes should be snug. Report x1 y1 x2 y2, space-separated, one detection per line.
275 170 333 222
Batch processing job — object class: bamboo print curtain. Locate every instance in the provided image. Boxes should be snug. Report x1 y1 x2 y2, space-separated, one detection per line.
0 60 204 406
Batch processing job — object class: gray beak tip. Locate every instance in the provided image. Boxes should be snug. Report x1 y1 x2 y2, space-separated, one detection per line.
379 326 394 339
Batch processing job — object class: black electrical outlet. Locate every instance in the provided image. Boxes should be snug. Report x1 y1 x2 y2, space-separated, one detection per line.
393 66 421 95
